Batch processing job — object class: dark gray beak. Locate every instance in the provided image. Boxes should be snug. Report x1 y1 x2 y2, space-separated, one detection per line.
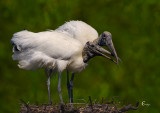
85 42 118 64
106 37 118 63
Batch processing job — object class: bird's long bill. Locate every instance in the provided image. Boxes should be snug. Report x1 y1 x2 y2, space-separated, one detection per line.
94 45 117 64
106 39 119 63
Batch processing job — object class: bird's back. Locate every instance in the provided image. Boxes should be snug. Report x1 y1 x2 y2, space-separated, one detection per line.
11 30 83 71
56 21 98 45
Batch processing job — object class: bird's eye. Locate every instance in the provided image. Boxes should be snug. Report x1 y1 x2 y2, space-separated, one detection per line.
103 34 106 38
86 42 90 45
91 44 94 47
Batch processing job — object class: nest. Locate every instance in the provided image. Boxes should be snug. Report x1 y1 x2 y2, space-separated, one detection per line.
20 97 139 113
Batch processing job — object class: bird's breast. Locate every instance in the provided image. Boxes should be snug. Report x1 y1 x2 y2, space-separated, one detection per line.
67 56 87 73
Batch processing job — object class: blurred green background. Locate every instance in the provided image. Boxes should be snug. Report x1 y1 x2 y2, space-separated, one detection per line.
0 0 160 112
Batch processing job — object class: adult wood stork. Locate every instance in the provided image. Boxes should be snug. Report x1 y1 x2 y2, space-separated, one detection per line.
11 20 120 104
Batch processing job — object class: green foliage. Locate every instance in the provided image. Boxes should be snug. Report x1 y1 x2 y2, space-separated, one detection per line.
0 0 160 112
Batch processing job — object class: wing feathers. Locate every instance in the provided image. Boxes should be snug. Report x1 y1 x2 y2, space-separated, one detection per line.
11 30 83 70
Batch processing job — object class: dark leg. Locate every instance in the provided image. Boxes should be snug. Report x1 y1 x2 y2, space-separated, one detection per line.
58 71 63 103
70 73 74 103
67 70 71 103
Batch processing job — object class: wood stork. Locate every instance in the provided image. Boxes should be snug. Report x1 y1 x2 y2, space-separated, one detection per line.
11 20 120 104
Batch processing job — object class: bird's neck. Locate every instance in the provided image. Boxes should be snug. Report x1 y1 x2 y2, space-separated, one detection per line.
92 37 100 45
82 43 93 63
82 37 101 63
82 42 99 63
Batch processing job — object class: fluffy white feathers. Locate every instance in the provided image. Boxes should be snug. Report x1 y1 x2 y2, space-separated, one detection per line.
11 21 98 72
56 21 98 45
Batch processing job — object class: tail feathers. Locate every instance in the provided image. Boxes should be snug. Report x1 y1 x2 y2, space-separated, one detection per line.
11 30 37 52
13 51 56 70
11 30 57 70
12 45 21 52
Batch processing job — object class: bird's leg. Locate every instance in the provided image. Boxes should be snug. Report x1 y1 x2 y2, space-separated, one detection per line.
47 76 52 105
58 72 63 104
67 70 71 103
70 73 75 103
46 69 52 105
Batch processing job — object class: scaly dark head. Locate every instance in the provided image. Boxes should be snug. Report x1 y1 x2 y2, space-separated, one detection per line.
83 31 120 64
98 31 119 63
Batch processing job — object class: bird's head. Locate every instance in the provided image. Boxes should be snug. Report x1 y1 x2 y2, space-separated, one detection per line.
98 31 120 63
83 31 120 64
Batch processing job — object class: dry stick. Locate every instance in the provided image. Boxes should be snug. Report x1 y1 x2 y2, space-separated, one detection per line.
19 99 30 112
101 97 104 104
119 102 139 112
89 96 93 112
20 99 28 106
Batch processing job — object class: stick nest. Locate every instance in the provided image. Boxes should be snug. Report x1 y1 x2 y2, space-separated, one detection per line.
20 97 139 113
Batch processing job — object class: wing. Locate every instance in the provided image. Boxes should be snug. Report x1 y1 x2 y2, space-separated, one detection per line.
11 30 83 70
56 21 98 45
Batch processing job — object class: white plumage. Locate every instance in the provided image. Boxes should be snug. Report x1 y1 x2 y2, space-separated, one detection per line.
11 20 119 104
56 21 98 45
12 21 98 72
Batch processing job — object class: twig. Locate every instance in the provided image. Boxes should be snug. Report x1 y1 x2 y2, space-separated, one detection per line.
118 102 139 112
102 97 104 104
89 96 93 111
19 99 30 113
20 99 28 106
70 103 86 105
